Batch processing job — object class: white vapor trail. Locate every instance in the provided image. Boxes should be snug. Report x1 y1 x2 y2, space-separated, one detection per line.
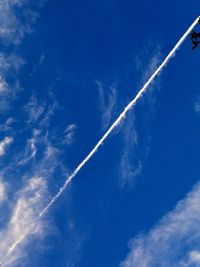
39 16 199 218
1 16 199 266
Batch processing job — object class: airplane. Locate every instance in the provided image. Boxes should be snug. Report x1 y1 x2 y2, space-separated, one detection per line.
192 39 200 50
191 30 200 40
190 31 200 40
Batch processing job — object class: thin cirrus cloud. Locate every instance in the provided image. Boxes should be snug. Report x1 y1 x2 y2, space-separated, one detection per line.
0 179 6 203
0 120 69 266
119 112 142 187
96 79 142 187
0 0 27 107
97 80 118 130
0 76 8 93
96 49 162 188
23 93 60 130
0 1 69 266
18 136 37 166
0 122 61 266
24 96 45 123
63 124 77 145
0 137 13 157
0 54 24 101
135 45 163 106
0 0 42 45
120 181 200 267
119 49 162 187
0 177 49 267
0 0 42 112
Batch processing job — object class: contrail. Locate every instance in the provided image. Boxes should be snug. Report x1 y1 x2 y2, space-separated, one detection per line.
39 16 200 218
1 16 199 266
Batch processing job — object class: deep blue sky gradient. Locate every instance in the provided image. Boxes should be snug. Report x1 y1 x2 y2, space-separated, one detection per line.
26 2 200 266
2 1 200 266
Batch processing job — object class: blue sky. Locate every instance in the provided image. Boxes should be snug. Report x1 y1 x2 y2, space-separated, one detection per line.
1 1 200 267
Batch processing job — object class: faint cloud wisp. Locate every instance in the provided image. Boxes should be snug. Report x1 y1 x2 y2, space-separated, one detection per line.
0 137 12 157
119 48 162 187
0 179 6 204
0 177 49 267
120 181 200 267
96 80 118 130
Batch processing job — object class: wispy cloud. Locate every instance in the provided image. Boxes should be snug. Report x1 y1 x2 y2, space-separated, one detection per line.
0 126 68 265
0 179 6 204
24 96 45 123
0 76 8 93
0 1 62 266
0 177 49 267
0 0 42 45
119 112 142 187
0 118 15 133
18 135 38 166
186 251 200 266
44 122 77 149
17 127 62 175
96 79 142 187
0 90 66 265
63 124 77 145
120 181 200 267
97 80 118 130
0 54 24 111
0 54 24 74
135 44 162 106
0 0 43 112
30 54 46 77
0 137 12 157
119 48 162 187
23 92 59 131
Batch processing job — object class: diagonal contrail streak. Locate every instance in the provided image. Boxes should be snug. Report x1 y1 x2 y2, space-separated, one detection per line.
1 16 199 266
39 16 200 218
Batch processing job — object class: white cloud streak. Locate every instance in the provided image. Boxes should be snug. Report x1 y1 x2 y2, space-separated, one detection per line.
0 0 42 112
1 118 14 132
120 181 200 267
62 124 77 145
24 96 45 123
187 251 200 265
2 16 199 264
0 53 24 91
0 180 6 203
119 112 141 187
0 177 48 267
0 0 40 45
97 81 117 130
0 2 54 266
18 137 37 166
0 137 12 157
0 53 24 111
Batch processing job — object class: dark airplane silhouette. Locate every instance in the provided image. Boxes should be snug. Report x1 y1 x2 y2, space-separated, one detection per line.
191 31 200 40
192 39 200 50
191 21 200 49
